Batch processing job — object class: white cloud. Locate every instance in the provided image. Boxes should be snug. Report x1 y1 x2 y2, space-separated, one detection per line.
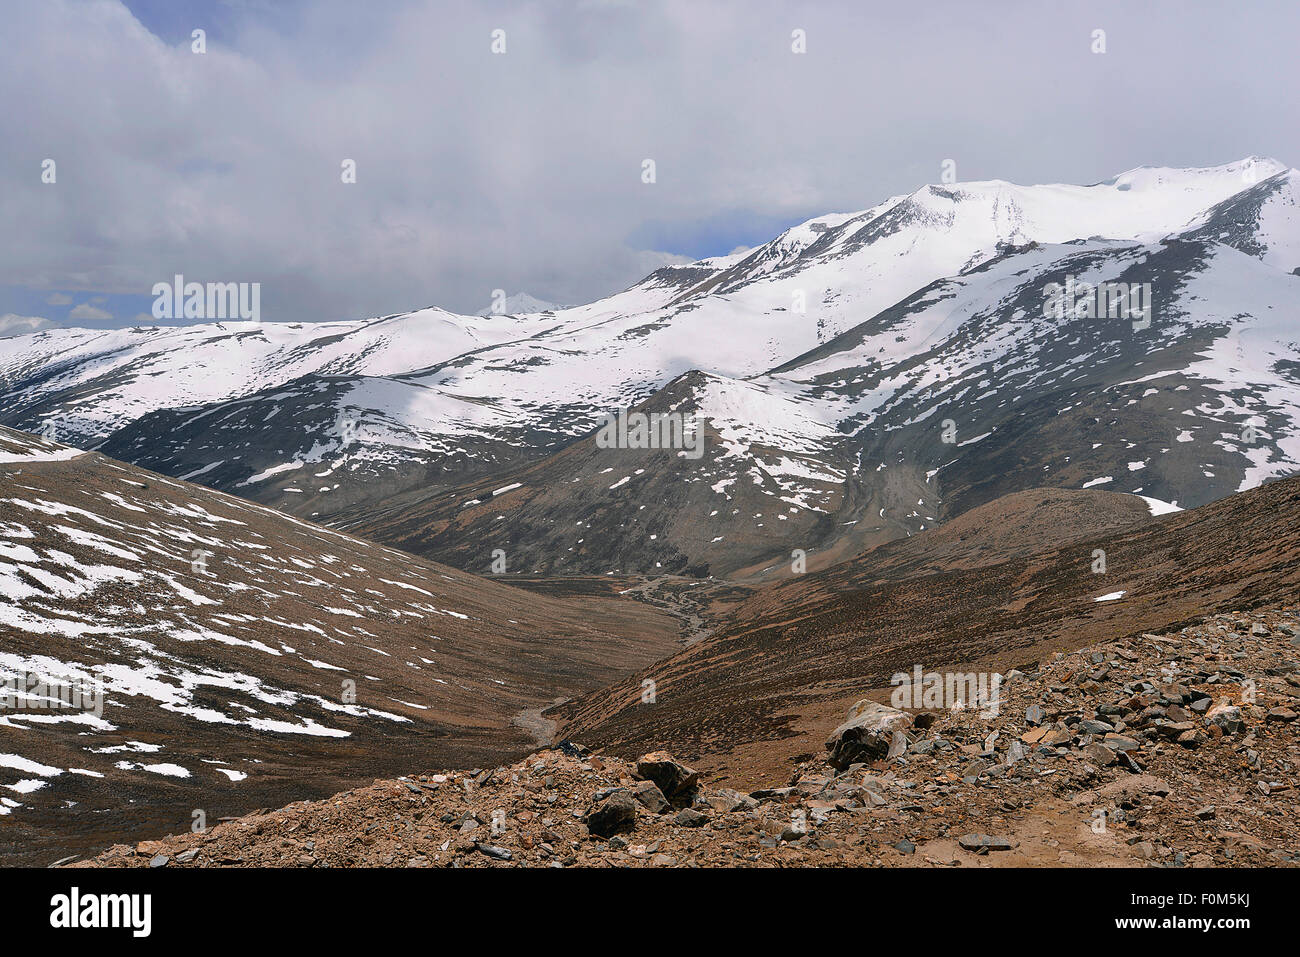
0 314 53 336
68 303 113 321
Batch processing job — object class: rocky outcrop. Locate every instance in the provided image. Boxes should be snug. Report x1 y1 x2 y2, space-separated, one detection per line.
584 791 638 837
825 700 914 770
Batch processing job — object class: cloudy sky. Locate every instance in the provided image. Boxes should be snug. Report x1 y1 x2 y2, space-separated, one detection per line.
3 0 1298 332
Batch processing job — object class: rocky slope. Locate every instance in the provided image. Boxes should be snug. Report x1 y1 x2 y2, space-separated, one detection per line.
0 426 677 866
553 472 1300 764
71 608 1298 868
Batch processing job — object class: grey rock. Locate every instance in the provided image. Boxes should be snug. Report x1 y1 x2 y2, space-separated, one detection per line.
475 843 513 861
824 699 914 771
958 833 1014 852
886 730 909 760
1206 704 1243 735
585 791 638 837
631 779 670 814
673 807 709 828
1079 719 1115 735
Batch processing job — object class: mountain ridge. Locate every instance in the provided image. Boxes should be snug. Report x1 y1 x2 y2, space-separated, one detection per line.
3 156 1297 579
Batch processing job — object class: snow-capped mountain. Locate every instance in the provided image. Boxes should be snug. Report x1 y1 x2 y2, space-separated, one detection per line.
0 306 572 442
1 157 1297 578
475 292 565 316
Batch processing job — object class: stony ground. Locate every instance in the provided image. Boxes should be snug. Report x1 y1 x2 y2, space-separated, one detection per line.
73 608 1300 868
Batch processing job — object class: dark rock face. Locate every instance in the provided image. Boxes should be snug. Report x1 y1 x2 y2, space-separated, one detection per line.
584 791 638 838
631 780 670 814
634 752 700 806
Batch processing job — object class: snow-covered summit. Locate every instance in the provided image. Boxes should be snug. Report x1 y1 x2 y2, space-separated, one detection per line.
475 292 564 316
2 157 1297 576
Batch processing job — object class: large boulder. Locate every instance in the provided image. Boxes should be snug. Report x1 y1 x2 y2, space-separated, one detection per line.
825 699 914 770
631 779 670 814
634 752 699 805
585 791 638 837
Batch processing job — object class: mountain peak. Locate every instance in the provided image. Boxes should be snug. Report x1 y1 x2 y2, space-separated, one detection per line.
1109 155 1287 190
475 292 563 316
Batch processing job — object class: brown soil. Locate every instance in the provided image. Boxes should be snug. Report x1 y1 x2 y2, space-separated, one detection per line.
553 477 1300 768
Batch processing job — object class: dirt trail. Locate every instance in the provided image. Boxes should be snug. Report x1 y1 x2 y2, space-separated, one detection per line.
513 697 569 747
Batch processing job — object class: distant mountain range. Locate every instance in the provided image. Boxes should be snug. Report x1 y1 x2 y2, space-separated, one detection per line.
3 156 1297 579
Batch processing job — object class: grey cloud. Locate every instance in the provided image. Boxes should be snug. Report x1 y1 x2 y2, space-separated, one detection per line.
2 0 1298 325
